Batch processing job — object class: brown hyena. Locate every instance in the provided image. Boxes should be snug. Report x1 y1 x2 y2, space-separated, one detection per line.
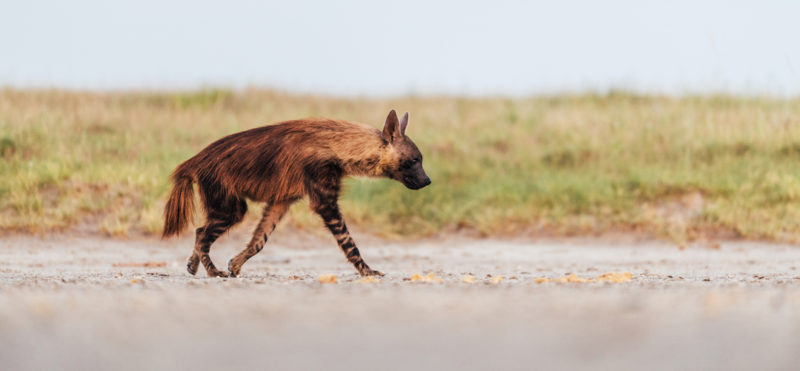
162 110 431 277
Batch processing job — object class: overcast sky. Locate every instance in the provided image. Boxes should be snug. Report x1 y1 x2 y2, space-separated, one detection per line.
1 0 798 96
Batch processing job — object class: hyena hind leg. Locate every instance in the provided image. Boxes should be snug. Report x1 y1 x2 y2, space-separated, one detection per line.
193 221 235 277
186 227 203 275
187 253 200 275
192 198 247 278
228 199 294 277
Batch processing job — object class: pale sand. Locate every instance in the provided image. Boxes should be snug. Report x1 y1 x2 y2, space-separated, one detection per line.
1 231 799 371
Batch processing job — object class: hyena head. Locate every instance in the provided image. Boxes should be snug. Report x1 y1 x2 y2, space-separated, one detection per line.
380 110 432 190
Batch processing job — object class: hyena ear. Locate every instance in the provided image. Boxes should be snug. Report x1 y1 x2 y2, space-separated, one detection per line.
382 109 402 142
399 112 409 136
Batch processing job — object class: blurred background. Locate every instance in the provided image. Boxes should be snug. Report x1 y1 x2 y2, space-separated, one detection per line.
2 0 799 95
2 0 800 241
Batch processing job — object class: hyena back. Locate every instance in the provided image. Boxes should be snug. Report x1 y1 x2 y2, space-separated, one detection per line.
162 110 430 277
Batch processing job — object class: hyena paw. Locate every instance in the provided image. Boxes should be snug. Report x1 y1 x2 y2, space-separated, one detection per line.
207 269 229 278
186 259 199 276
359 268 384 277
227 259 241 278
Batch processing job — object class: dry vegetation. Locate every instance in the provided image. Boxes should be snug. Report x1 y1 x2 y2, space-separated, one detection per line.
2 89 800 241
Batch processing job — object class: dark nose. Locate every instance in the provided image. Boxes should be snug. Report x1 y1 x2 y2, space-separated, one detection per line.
423 177 432 186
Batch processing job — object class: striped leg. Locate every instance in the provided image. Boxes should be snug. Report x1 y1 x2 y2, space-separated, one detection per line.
194 219 235 277
187 191 247 278
311 196 383 277
228 200 293 277
186 228 203 275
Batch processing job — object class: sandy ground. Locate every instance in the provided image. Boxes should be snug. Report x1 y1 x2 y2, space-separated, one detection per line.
1 229 800 371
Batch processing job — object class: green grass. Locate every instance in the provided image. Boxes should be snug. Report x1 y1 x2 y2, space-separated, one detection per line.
2 89 800 241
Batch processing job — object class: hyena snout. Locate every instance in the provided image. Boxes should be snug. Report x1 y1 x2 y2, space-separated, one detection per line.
402 172 431 190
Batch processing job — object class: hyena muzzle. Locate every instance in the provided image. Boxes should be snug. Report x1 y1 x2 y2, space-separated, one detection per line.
162 110 430 277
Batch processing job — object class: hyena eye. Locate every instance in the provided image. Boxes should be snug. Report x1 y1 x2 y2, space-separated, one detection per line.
401 159 416 169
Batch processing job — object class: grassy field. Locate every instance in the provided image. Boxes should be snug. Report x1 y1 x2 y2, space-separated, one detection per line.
2 89 800 242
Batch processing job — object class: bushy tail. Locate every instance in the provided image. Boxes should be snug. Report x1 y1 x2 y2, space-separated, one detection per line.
162 168 195 238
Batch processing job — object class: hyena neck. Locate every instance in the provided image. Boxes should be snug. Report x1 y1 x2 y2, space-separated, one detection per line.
334 128 386 177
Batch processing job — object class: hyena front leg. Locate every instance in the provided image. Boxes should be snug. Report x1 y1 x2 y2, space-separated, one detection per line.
310 193 383 277
228 200 294 277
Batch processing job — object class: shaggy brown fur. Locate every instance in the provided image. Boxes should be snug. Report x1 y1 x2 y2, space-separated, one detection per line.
163 110 430 277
